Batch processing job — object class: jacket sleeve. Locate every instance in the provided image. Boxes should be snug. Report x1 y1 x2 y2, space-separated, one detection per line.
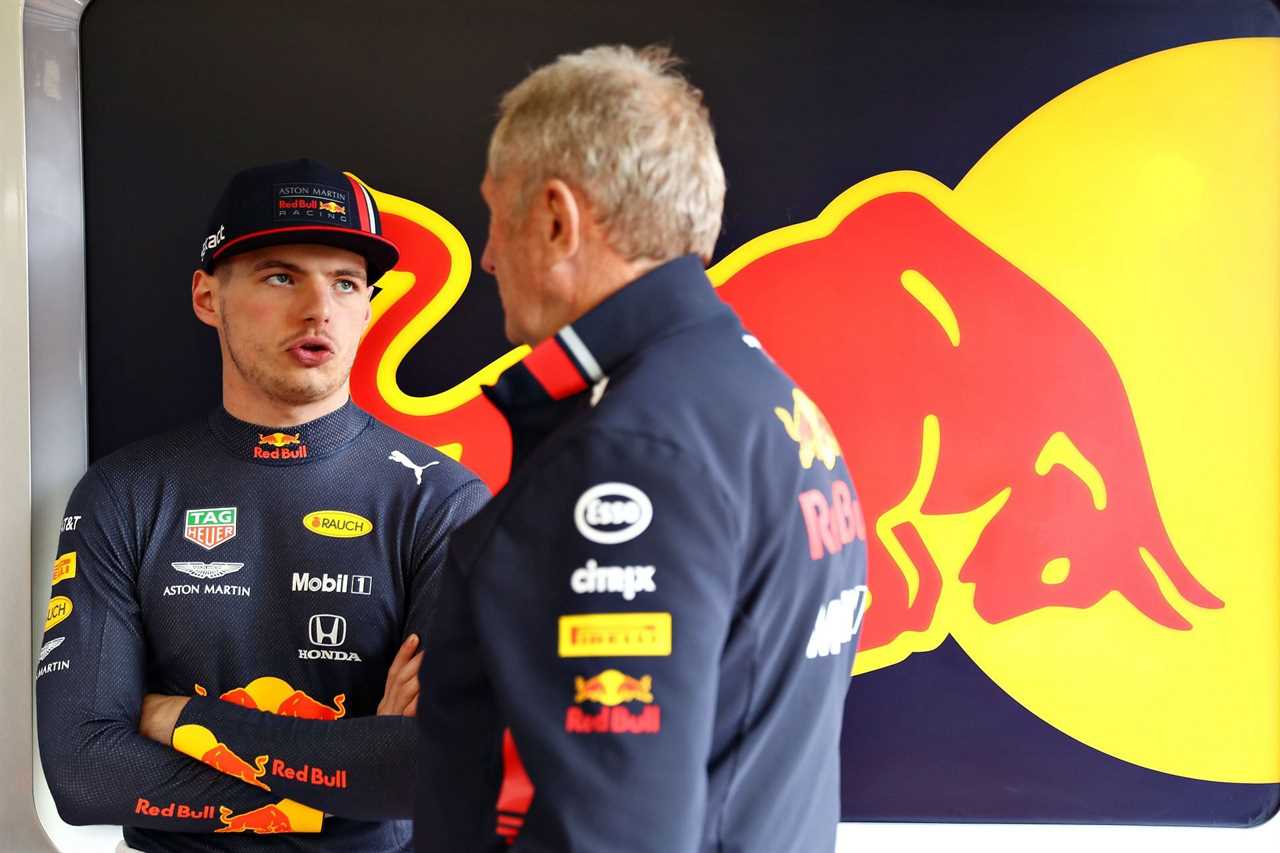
171 477 492 820
36 468 324 833
417 431 740 852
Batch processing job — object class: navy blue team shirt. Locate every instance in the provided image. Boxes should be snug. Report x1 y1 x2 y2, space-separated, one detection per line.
37 400 488 852
416 255 869 852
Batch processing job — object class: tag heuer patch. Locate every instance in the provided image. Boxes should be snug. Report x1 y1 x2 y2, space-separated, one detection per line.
184 507 238 550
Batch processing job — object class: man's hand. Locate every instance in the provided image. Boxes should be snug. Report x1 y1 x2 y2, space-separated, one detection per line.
378 633 422 716
140 694 190 745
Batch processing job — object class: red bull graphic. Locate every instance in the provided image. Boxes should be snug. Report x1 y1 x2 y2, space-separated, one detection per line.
343 36 1278 812
565 669 662 735
134 798 216 820
258 432 300 448
776 387 842 471
208 676 347 720
269 758 347 789
216 798 323 834
172 724 270 791
255 432 308 460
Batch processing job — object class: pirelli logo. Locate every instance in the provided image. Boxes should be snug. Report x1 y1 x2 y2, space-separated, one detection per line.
558 612 672 658
52 552 77 586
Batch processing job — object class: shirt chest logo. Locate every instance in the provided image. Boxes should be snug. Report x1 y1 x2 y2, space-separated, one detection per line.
184 507 238 550
302 510 373 539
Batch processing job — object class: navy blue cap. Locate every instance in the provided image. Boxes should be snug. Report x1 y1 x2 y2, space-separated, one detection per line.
198 158 400 284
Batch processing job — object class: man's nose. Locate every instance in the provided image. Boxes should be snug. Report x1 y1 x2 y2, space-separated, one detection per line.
298 279 333 324
480 240 496 276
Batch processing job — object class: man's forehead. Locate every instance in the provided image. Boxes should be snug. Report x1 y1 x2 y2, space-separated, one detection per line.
230 243 367 274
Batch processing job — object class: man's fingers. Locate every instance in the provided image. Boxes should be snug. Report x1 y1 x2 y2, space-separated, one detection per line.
390 633 419 670
404 695 418 717
395 651 424 687
383 634 419 692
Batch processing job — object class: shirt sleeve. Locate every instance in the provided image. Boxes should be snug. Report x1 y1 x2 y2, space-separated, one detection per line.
171 476 492 820
36 468 324 834
417 431 740 852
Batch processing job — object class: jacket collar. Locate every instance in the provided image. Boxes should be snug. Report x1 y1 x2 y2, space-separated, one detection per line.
487 254 726 413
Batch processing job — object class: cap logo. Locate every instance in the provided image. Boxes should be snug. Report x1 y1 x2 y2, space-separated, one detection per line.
274 183 352 225
201 224 226 260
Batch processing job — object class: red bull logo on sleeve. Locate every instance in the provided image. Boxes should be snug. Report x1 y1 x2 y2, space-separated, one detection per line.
565 669 661 735
216 799 323 834
134 798 216 820
776 387 842 470
798 480 866 561
172 724 270 791
208 676 347 720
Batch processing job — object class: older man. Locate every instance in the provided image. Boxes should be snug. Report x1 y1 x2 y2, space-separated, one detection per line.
38 158 488 852
416 46 868 852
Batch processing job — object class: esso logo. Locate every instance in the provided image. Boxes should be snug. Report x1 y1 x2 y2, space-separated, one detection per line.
574 483 653 545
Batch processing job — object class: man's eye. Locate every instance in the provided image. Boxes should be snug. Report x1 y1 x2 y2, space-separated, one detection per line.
335 280 358 293
267 273 292 285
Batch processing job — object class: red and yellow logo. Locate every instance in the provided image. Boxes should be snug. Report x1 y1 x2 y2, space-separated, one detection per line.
776 387 841 470
565 669 661 735
51 551 76 586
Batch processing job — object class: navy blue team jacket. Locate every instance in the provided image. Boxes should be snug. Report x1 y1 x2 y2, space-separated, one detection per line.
37 401 488 852
415 255 869 852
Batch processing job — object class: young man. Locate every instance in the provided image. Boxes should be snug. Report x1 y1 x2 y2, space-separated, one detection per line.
416 47 869 852
37 159 488 852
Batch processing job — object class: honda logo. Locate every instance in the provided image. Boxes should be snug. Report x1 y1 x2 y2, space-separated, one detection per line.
308 613 347 647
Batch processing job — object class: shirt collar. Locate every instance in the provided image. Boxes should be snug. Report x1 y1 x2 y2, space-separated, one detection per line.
208 398 371 464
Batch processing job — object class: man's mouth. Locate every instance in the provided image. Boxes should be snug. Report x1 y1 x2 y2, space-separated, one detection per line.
286 336 335 367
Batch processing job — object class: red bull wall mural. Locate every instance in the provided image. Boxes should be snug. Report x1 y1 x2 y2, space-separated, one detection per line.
346 37 1279 819
78 0 1279 836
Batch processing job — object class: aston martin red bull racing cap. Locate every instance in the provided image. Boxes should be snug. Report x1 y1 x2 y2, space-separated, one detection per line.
198 158 400 283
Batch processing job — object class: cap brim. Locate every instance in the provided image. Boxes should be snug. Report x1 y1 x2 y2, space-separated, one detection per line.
206 225 400 285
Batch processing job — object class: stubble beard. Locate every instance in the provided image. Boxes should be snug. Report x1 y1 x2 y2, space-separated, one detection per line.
222 308 351 409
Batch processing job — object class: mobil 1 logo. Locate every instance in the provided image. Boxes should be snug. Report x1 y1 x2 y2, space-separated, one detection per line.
292 572 372 596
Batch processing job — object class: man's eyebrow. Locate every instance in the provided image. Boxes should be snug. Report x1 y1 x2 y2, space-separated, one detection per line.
250 259 366 282
251 259 305 273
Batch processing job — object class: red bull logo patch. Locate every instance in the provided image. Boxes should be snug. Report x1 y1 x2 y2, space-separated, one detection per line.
208 675 347 720
184 506 237 550
216 799 323 834
776 387 842 470
798 479 866 560
255 432 307 460
565 669 662 735
269 758 347 789
134 798 216 820
172 724 270 791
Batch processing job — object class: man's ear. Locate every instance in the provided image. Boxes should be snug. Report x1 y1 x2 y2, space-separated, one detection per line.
541 178 581 261
192 268 220 328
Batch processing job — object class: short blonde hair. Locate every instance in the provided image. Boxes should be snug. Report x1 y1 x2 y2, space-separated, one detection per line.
488 44 726 263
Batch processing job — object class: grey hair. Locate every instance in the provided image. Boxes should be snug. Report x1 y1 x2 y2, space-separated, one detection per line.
488 44 726 263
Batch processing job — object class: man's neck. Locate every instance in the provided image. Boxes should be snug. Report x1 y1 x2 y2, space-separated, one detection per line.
220 384 350 428
561 251 668 335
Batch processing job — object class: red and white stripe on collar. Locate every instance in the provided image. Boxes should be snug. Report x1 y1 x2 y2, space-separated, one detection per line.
522 325 605 401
